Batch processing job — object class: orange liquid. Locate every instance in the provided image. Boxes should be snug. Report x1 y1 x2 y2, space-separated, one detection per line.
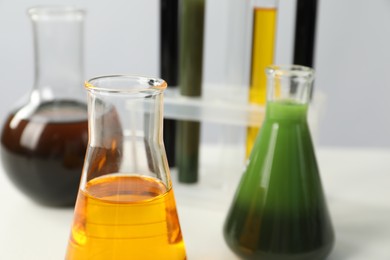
65 175 186 260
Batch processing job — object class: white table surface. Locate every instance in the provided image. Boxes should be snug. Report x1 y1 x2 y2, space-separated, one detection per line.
1 147 390 260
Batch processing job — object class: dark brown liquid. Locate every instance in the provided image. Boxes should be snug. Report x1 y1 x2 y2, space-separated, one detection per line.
1 101 88 207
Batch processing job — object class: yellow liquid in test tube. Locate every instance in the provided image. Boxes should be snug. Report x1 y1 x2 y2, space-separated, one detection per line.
246 7 277 157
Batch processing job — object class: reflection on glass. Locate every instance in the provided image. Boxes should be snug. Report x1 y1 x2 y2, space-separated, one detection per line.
0 6 87 207
65 76 186 259
224 65 334 260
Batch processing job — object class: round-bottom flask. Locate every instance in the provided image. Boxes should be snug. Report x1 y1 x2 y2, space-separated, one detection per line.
0 6 87 207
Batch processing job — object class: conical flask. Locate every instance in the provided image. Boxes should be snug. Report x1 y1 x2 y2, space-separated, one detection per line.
0 6 87 207
65 76 186 259
224 65 334 259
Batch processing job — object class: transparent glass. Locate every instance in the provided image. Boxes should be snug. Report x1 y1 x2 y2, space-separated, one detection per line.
160 0 179 167
176 0 205 183
293 0 319 68
224 65 334 260
224 0 252 103
246 0 279 157
65 76 186 259
0 6 87 207
253 0 278 8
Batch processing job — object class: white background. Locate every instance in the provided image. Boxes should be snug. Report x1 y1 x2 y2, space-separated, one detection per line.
1 0 390 147
1 2 390 259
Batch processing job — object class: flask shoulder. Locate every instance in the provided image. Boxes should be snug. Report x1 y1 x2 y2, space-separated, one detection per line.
245 119 319 183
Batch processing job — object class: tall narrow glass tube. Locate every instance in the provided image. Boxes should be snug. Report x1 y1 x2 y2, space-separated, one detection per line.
225 0 252 102
177 0 205 183
65 76 186 259
160 0 179 167
293 0 319 68
245 0 278 157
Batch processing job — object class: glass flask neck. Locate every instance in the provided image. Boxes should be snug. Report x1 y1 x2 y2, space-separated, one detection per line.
81 76 169 189
87 91 165 148
28 6 85 103
265 65 314 105
265 65 314 120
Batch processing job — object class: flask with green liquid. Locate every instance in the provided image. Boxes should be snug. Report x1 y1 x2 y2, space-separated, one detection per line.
224 65 334 260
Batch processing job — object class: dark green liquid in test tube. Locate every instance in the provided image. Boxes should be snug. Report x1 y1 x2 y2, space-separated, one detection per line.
177 0 205 183
224 66 334 260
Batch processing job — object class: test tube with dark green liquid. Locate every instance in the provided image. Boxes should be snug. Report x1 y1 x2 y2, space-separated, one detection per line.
176 0 205 183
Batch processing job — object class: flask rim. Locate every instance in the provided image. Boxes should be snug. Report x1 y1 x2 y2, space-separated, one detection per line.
28 6 85 20
85 75 167 94
266 64 314 80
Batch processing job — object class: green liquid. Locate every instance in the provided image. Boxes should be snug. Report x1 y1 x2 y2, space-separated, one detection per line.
224 101 334 260
176 0 205 183
179 0 204 97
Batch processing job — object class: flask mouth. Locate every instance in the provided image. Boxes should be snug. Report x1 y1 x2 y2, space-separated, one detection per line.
85 75 167 95
28 6 85 21
265 65 315 104
265 65 314 81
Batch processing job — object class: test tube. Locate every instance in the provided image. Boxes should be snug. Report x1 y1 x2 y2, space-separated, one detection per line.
293 0 319 68
246 0 278 157
160 0 179 167
176 0 205 183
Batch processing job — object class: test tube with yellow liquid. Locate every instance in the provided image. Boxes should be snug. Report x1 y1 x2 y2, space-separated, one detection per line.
65 76 186 260
246 0 278 157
